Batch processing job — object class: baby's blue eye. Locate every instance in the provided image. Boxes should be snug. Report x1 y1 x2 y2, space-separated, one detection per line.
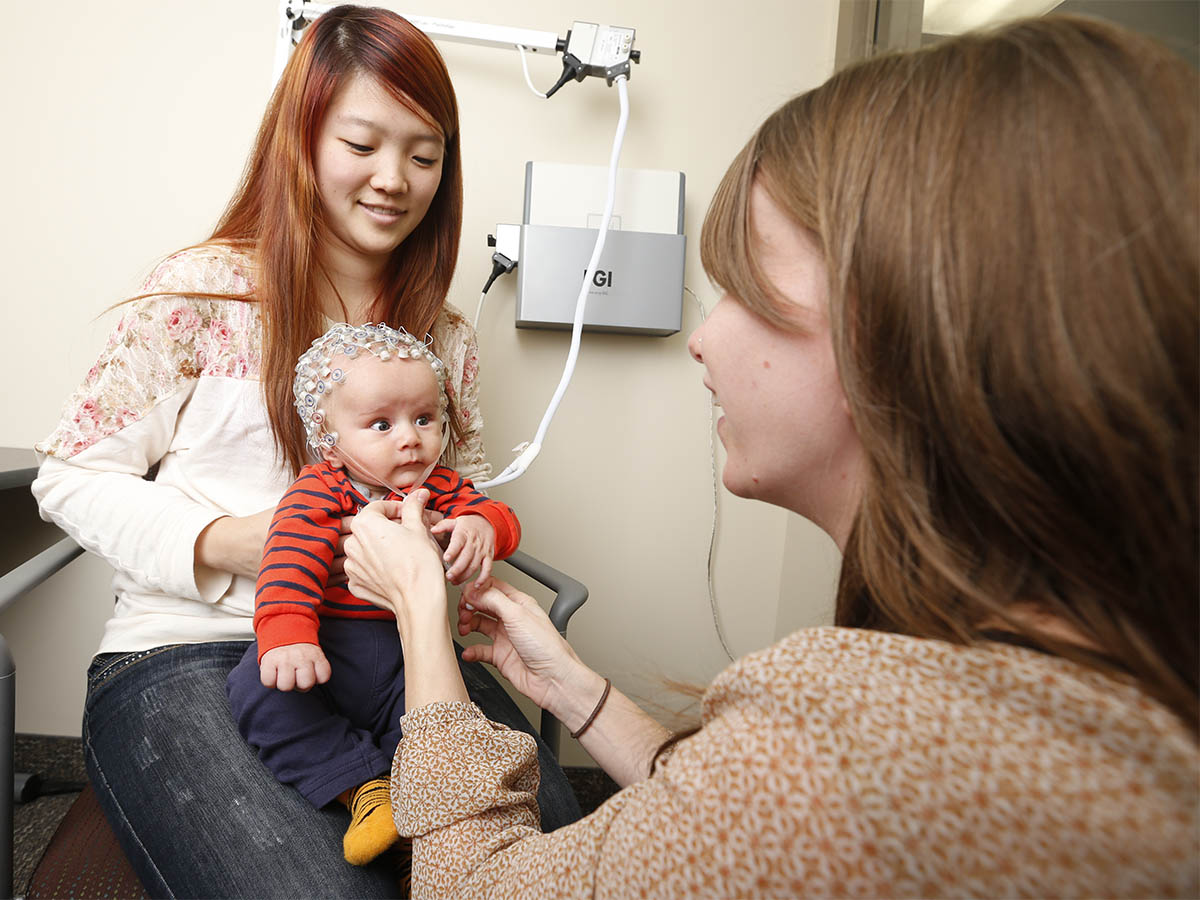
415 415 432 427
370 419 391 432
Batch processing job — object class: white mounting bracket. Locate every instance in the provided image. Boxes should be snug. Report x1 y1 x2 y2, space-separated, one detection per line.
273 1 638 91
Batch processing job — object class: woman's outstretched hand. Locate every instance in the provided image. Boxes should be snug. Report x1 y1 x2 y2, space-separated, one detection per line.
458 578 591 715
465 579 671 788
344 491 447 624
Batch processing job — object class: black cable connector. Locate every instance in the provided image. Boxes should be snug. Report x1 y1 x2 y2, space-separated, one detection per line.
481 251 517 294
544 52 585 99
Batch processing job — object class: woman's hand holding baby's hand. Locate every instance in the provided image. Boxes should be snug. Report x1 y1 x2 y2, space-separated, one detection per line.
344 492 447 625
458 578 590 716
330 506 445 585
259 643 331 692
432 516 496 586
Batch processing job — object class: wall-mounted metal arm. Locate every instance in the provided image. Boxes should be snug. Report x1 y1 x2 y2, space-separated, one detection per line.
273 0 638 90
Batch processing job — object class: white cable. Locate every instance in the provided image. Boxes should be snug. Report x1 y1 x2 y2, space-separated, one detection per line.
516 45 549 99
683 286 734 662
478 74 630 490
473 290 487 331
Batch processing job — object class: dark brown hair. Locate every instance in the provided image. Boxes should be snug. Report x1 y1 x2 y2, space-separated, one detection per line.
700 15 1199 732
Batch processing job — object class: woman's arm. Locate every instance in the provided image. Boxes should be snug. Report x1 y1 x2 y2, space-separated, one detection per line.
35 445 227 601
343 493 469 709
346 495 755 899
34 250 274 596
194 508 274 580
345 496 670 787
458 580 670 788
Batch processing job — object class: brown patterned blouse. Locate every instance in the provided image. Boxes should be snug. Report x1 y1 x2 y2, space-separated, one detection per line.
392 627 1198 898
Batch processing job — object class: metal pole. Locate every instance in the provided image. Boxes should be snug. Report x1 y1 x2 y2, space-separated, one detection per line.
0 635 14 900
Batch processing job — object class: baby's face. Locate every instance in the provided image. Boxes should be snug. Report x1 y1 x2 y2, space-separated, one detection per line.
321 352 443 491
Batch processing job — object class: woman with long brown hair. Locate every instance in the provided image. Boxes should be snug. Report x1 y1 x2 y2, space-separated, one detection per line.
33 6 579 896
344 14 1198 897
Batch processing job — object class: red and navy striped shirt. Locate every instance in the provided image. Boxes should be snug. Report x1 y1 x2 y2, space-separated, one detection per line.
254 461 519 659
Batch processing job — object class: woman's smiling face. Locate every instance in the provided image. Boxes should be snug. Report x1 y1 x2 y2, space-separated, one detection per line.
313 72 444 269
688 181 864 547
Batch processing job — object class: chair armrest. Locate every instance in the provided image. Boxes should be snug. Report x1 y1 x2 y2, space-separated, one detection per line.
0 535 84 899
0 537 85 614
501 550 588 635
495 551 589 761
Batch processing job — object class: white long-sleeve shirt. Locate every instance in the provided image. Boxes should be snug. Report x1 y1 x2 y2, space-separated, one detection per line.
33 244 489 653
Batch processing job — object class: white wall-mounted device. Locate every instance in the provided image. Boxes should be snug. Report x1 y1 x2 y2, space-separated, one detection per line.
275 2 640 93
516 162 686 336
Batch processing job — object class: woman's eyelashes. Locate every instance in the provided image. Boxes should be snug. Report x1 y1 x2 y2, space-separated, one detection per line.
340 139 438 167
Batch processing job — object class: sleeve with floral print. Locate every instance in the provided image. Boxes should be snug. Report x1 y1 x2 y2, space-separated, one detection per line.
397 635 1200 900
32 249 245 600
392 702 691 900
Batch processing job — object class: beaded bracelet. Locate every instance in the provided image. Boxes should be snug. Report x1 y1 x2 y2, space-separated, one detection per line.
570 677 612 740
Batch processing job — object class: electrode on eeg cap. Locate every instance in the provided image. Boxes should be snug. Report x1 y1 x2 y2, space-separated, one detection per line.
293 322 449 457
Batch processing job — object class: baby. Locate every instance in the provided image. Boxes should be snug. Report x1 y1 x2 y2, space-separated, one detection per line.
226 322 520 866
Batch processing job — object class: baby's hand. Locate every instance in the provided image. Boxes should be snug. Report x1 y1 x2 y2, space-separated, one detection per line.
260 643 331 692
431 515 496 586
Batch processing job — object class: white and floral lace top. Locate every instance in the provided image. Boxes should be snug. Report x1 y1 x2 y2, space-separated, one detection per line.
33 243 489 653
393 627 1199 899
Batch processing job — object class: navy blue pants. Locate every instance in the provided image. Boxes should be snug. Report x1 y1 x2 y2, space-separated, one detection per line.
227 618 409 809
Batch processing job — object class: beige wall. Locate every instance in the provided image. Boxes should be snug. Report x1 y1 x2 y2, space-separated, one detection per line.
0 0 842 764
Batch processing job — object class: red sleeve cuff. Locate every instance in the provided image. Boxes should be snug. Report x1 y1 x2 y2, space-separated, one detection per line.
255 612 321 662
454 502 521 559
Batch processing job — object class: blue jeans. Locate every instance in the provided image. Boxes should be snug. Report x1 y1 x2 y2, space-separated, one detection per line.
84 641 581 899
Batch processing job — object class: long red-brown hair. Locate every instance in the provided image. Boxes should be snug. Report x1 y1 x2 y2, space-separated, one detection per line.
208 5 463 474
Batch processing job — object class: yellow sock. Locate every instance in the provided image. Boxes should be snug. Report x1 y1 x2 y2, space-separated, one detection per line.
341 777 399 866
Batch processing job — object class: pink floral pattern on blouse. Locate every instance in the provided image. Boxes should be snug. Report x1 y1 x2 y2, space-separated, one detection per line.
38 245 490 479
